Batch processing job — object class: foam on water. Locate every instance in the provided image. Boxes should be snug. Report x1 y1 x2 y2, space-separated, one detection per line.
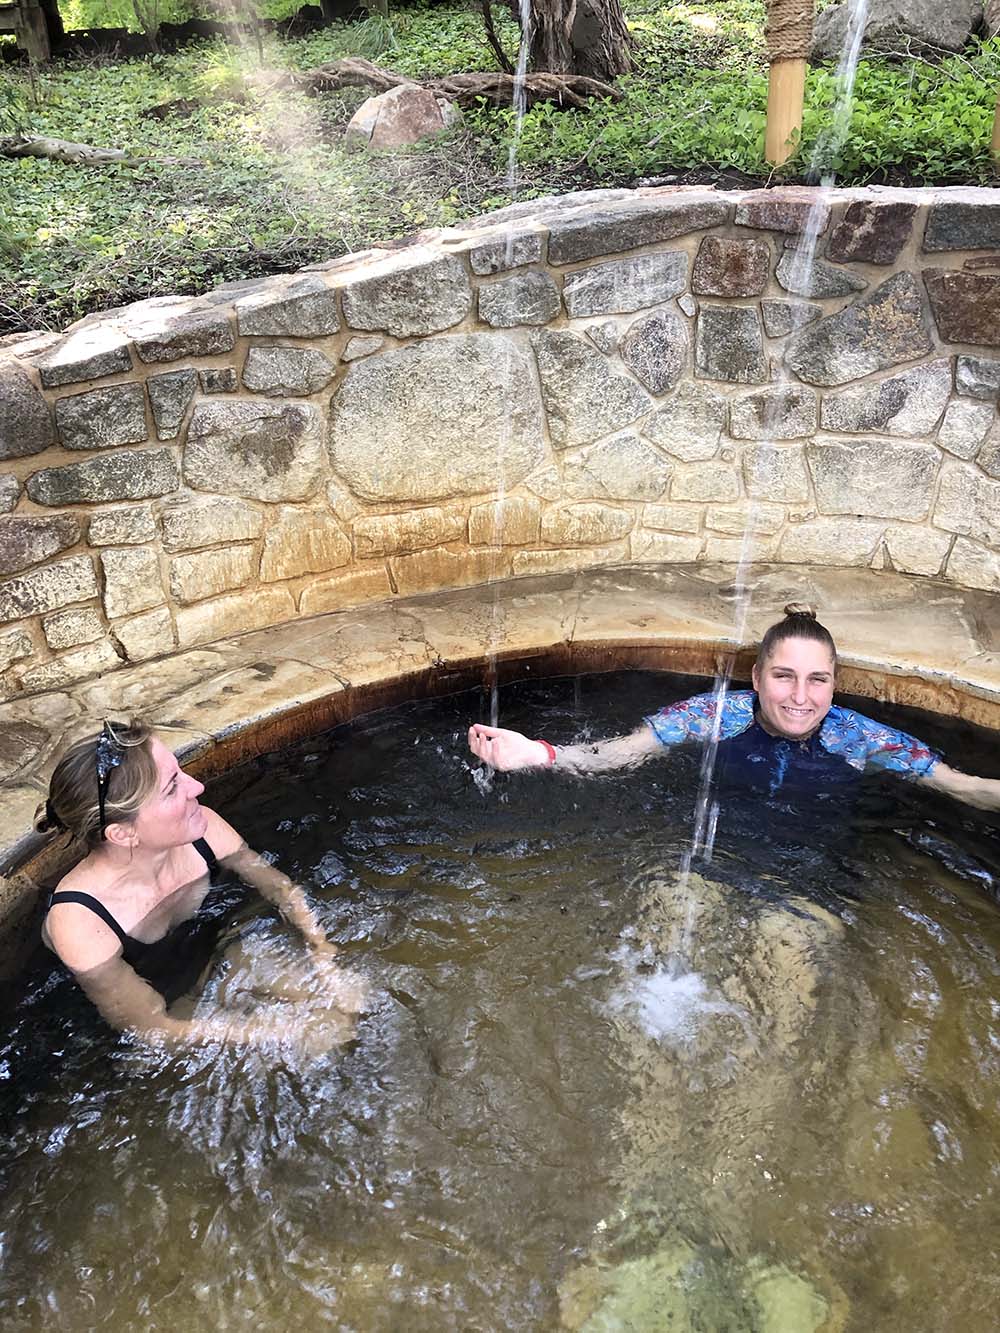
607 944 749 1046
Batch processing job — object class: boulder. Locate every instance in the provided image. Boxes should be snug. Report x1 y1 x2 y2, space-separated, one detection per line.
812 1 983 61
345 85 462 151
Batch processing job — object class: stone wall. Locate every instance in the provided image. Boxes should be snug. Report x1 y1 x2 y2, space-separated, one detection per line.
2 185 999 698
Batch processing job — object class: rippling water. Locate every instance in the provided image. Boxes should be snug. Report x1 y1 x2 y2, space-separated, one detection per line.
1 673 999 1330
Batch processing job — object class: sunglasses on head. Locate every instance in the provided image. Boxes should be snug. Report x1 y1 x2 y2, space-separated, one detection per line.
95 720 125 838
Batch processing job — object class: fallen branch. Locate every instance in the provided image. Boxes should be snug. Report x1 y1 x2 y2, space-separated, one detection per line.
0 133 203 167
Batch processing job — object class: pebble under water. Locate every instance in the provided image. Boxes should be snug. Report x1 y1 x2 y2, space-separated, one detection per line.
1 671 999 1331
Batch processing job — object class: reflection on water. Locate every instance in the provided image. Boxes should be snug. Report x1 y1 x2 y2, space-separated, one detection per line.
1 672 999 1330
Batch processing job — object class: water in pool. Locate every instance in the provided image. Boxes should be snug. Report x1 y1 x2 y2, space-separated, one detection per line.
2 672 999 1330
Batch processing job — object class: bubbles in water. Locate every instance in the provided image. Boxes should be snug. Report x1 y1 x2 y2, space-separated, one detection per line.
607 943 749 1047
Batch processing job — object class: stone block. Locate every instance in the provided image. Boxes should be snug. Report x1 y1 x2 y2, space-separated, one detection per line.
235 276 340 337
129 307 236 364
924 270 1000 346
19 639 121 692
670 463 739 503
148 369 197 439
113 606 176 662
298 564 393 616
934 463 1000 547
0 628 32 672
0 474 19 513
563 252 688 317
88 504 156 546
787 273 933 387
531 330 651 449
260 508 352 581
512 543 627 575
734 191 830 235
184 401 324 502
26 449 180 506
705 503 784 536
468 495 541 545
353 507 464 558
547 198 729 264
330 334 544 499
0 364 55 460
703 535 778 563
691 236 770 297
478 272 560 328
199 367 238 394
326 480 360 522
937 400 994 460
176 586 296 647
923 202 1000 253
342 336 385 362
695 306 767 384
883 524 952 577
619 312 688 396
161 497 263 551
807 437 939 519
946 538 999 591
0 514 82 576
778 519 883 566
0 555 98 623
826 201 917 264
42 606 104 650
642 503 702 534
743 444 810 502
776 249 868 299
540 502 634 545
630 530 702 563
101 547 165 619
524 464 561 501
643 383 727 460
586 322 619 354
729 387 817 440
761 300 822 338
169 546 256 604
956 356 1000 401
390 545 507 595
55 382 147 451
29 327 132 388
468 231 544 276
342 254 472 337
819 359 951 437
243 346 336 397
978 425 1000 480
678 294 697 318
562 434 672 502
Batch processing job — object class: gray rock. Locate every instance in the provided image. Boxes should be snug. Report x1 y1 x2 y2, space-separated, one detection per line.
0 628 33 671
587 322 620 355
956 355 1000 400
468 231 544 276
128 307 236 364
184 401 324 501
678 294 697 318
924 201 1000 253
531 330 651 449
979 424 1000 479
547 198 730 265
742 444 811 501
235 276 340 337
342 336 386 362
729 387 817 440
342 254 472 337
937 399 995 459
0 363 54 460
691 236 770 297
0 514 82 576
28 327 132 388
26 449 180 506
55 382 147 450
812 0 982 60
695 306 768 383
827 200 916 264
786 272 933 387
644 383 727 460
42 606 104 650
243 346 336 397
162 497 263 551
0 554 98 623
148 369 197 439
807 436 939 519
776 249 868 298
563 251 688 318
619 311 689 395
934 462 1000 547
329 334 544 500
199 367 238 394
819 359 951 435
761 300 823 337
0 474 20 513
88 505 156 546
101 547 165 619
735 191 830 235
563 433 672 501
478 272 561 328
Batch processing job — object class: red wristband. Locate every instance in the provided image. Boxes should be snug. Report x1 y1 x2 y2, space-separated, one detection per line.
536 738 557 766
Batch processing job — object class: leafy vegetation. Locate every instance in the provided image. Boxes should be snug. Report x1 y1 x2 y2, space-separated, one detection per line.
2 0 998 333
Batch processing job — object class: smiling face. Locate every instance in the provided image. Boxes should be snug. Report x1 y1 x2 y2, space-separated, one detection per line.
124 738 207 851
751 635 836 740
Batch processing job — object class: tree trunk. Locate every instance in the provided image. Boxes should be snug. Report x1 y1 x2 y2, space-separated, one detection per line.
528 0 632 82
986 0 1000 39
39 0 64 45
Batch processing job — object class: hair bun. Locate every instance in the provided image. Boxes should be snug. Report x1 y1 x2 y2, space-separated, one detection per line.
783 602 818 620
33 798 64 835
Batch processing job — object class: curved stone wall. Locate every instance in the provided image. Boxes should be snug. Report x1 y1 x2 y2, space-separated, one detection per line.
1 184 999 697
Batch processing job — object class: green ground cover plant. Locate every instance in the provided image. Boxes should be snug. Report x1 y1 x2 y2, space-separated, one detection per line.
2 0 998 333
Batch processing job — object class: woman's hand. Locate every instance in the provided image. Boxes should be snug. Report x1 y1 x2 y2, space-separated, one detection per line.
468 724 553 772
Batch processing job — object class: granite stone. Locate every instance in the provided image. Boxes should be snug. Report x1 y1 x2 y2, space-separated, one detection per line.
776 249 868 298
819 359 951 436
619 311 689 396
547 198 729 265
923 201 1000 253
234 276 340 337
826 201 916 264
55 382 147 450
695 306 768 383
729 387 817 440
148 369 197 439
563 252 688 318
532 331 651 448
761 300 822 338
342 255 472 337
807 436 939 519
243 346 336 397
956 356 1000 401
0 364 54 461
478 272 561 328
643 383 727 460
691 236 770 297
26 449 180 506
924 271 1000 346
0 514 82 577
184 401 324 501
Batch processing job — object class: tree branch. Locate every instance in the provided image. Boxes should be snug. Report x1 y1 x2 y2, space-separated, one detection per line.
479 0 514 75
0 133 202 166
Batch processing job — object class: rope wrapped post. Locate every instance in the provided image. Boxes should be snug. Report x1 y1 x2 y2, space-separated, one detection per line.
765 0 814 166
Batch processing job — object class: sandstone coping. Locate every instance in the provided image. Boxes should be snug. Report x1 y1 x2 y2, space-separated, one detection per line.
1 563 997 965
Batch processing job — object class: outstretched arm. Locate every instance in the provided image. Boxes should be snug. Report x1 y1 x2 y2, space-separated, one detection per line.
917 762 1000 813
468 721 662 776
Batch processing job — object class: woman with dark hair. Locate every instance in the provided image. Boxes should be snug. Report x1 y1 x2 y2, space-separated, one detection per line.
39 721 364 1047
468 605 1000 812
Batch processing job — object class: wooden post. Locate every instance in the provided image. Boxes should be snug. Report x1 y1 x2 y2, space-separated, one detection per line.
765 56 807 166
15 1 51 63
992 94 1000 162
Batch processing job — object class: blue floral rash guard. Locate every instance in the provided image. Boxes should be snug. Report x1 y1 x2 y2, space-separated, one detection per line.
645 691 939 800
